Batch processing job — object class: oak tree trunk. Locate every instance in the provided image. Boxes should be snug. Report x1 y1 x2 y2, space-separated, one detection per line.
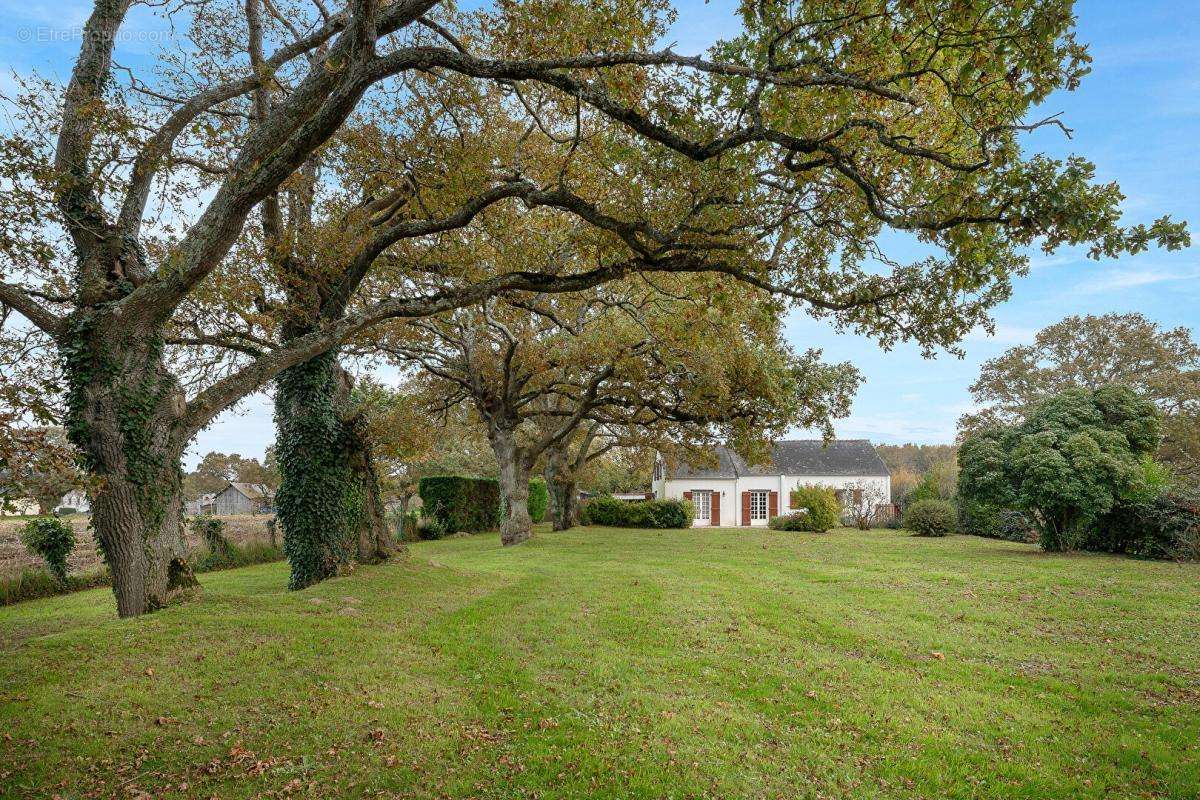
63 318 198 617
275 351 394 588
544 445 579 531
275 351 357 588
345 406 397 563
491 428 532 546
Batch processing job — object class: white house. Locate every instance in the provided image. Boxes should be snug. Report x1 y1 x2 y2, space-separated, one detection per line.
653 440 891 527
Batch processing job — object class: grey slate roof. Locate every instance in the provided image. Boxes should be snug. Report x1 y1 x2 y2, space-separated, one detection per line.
668 440 889 479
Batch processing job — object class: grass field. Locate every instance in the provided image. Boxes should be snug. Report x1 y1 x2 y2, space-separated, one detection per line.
1 526 1197 799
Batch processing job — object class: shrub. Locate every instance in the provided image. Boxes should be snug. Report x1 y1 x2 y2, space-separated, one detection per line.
390 509 421 542
56 506 77 517
769 512 825 532
580 496 692 529
786 486 841 532
264 516 278 547
527 477 549 524
190 515 232 556
904 499 957 537
416 516 448 540
1094 487 1200 560
418 476 501 533
19 516 76 582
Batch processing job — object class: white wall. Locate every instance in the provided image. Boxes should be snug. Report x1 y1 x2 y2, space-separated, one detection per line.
660 474 890 527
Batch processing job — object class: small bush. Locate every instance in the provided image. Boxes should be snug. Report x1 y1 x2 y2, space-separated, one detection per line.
416 516 448 540
581 496 693 529
389 509 420 542
786 486 841 532
56 506 77 517
418 476 501 533
769 512 823 532
904 499 957 537
527 477 549 524
19 516 76 582
264 516 278 547
190 515 232 556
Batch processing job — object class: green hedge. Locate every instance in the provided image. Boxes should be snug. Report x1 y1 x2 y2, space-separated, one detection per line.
419 475 551 532
581 496 693 529
419 476 501 533
528 477 548 524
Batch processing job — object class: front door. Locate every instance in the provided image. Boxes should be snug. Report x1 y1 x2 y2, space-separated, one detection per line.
749 490 769 524
692 490 712 526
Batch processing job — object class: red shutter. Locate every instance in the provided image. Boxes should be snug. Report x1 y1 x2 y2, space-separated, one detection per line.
683 491 693 503
710 492 721 526
741 491 751 526
769 491 779 519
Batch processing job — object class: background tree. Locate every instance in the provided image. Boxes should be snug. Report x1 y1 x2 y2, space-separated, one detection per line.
1 428 82 515
958 384 1161 551
393 280 858 544
961 313 1200 480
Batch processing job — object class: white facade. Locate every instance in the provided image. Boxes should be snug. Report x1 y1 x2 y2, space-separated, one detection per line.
654 473 890 528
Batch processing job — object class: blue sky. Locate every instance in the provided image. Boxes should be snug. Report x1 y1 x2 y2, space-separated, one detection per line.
1 1 1196 465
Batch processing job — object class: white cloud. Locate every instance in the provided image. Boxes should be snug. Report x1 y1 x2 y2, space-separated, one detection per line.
1076 266 1200 295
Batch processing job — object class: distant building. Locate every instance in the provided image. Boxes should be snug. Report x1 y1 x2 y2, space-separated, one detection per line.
184 493 216 516
56 489 91 514
210 482 272 515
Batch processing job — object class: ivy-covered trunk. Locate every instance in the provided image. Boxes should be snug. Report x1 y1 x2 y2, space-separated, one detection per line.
544 445 579 531
491 427 533 545
62 316 198 617
275 352 359 589
275 351 392 588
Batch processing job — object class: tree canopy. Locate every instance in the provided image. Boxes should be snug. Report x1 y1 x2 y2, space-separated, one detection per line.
961 313 1200 480
958 384 1161 551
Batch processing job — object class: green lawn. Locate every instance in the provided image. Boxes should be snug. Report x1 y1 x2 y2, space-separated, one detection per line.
1 527 1198 799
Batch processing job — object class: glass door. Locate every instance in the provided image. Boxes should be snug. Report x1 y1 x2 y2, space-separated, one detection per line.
693 490 712 523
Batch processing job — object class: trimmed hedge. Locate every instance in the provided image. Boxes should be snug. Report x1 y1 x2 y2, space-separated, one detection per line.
904 499 957 537
528 477 549 524
581 496 693 529
419 476 501 533
785 486 841 532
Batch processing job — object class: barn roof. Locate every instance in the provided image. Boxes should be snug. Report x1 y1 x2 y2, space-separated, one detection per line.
668 440 889 479
226 482 268 499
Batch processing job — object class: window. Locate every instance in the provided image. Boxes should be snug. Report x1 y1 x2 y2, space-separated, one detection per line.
693 490 711 520
750 490 769 521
